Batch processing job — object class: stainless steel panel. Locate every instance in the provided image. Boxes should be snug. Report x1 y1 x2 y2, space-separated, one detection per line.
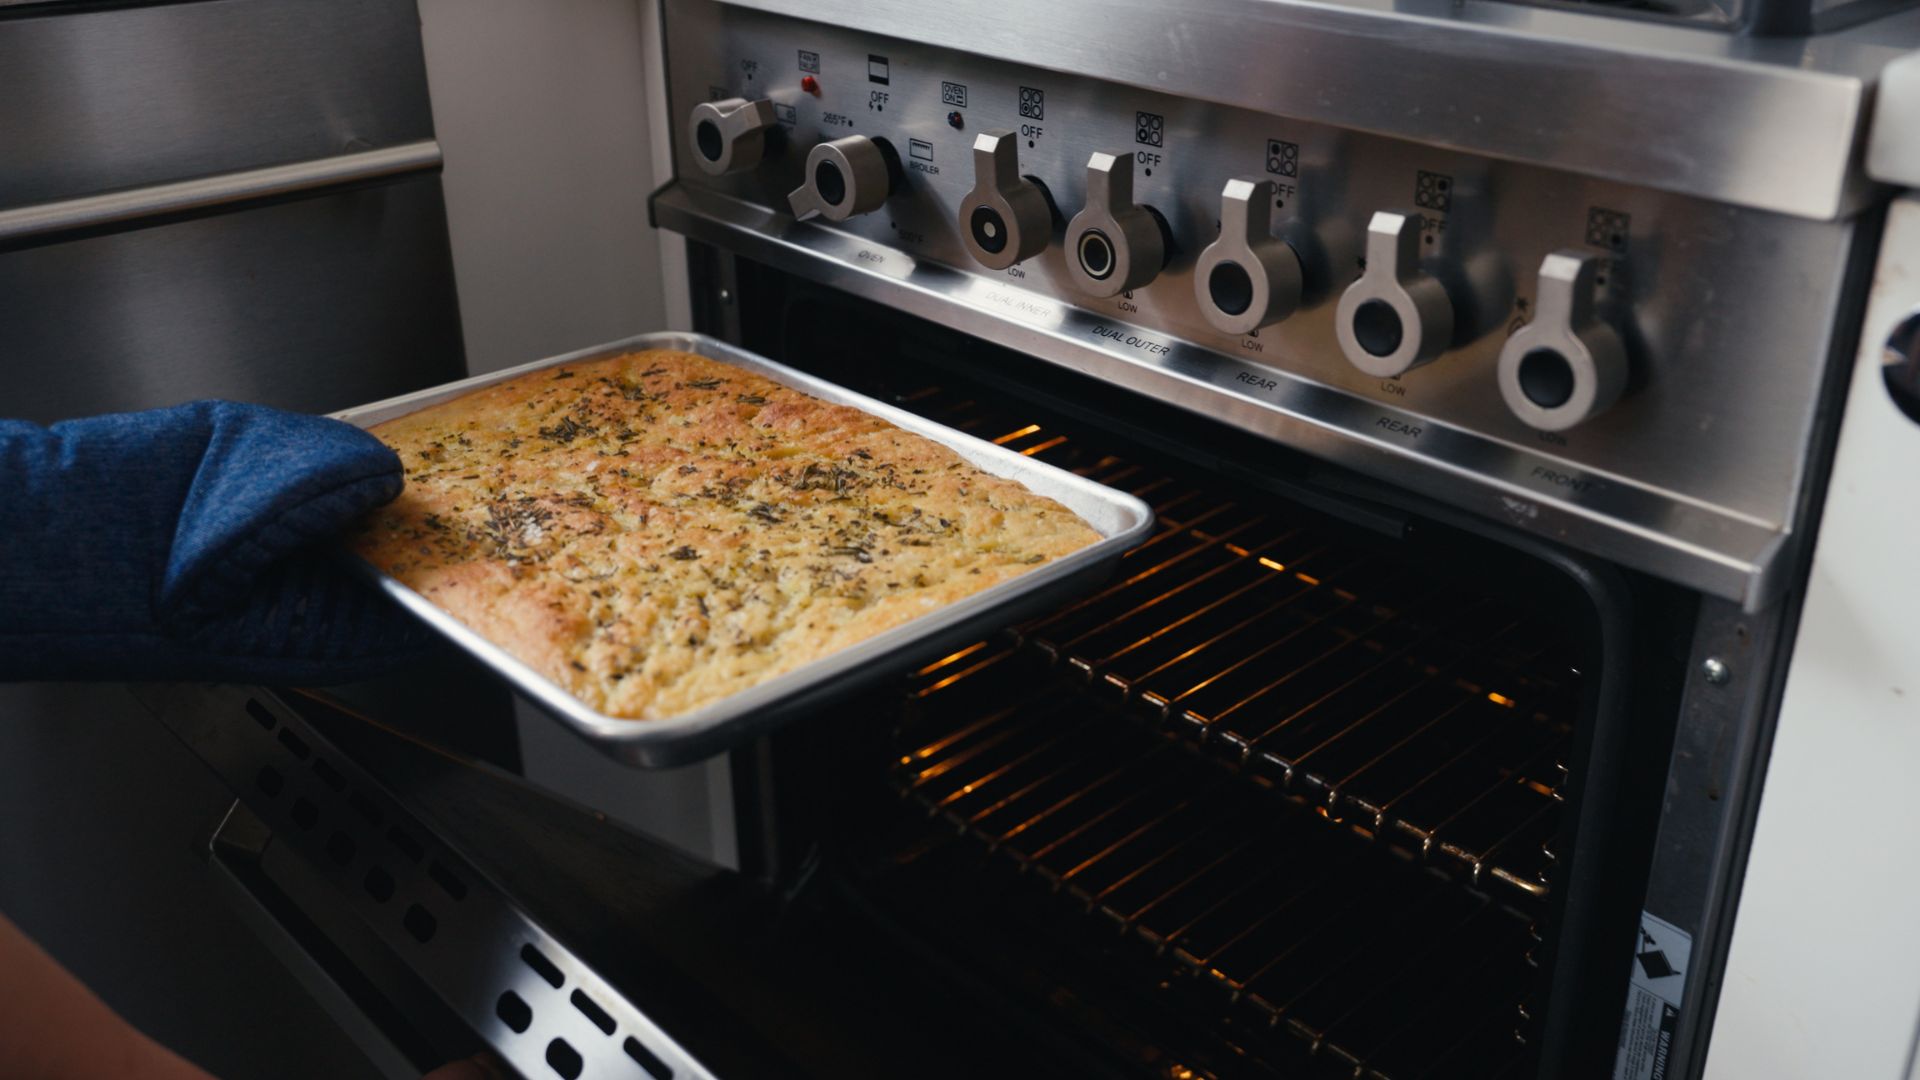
703 0 1920 220
0 176 466 423
140 685 722 1080
0 141 443 245
657 5 1875 607
656 184 1795 609
334 331 1156 767
0 0 434 208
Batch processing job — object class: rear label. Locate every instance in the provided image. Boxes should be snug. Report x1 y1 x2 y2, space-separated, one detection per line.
1614 911 1692 1080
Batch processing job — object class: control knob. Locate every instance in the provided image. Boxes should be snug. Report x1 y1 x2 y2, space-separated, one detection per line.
686 98 778 177
788 135 899 222
1064 153 1169 298
957 131 1051 269
1335 211 1455 378
1496 250 1627 431
1193 178 1303 335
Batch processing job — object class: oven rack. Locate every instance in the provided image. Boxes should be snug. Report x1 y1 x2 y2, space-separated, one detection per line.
889 684 1536 1079
892 386 1579 906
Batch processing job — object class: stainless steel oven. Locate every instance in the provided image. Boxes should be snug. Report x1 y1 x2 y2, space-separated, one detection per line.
131 0 1920 1078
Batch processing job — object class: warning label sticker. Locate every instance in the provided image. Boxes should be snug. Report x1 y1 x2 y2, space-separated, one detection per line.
1614 911 1692 1080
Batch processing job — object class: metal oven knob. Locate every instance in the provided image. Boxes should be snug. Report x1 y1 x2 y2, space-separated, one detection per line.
1497 250 1627 431
1335 211 1455 378
1193 178 1303 336
957 131 1051 270
1064 152 1169 299
788 135 899 222
686 97 778 177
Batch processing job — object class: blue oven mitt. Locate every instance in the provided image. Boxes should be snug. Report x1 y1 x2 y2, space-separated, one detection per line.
0 401 430 684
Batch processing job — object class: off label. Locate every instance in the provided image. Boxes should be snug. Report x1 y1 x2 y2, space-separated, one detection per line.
1613 911 1691 1080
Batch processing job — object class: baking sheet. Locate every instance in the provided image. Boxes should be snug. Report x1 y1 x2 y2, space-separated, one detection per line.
333 331 1155 767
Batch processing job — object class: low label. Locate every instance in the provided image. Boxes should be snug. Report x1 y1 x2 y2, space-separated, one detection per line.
1613 911 1691 1080
1379 380 1406 397
1090 325 1171 356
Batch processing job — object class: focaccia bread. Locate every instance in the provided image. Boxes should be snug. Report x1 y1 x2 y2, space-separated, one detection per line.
351 349 1100 719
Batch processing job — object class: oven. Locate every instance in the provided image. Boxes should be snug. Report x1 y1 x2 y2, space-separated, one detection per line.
126 0 1920 1078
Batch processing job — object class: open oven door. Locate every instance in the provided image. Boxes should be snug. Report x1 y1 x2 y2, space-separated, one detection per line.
136 682 1086 1080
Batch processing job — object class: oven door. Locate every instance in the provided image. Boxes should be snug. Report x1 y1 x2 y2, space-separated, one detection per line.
141 682 1103 1080
137 282 1678 1079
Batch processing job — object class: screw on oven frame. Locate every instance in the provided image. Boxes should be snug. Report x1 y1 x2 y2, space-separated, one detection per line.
1701 657 1730 685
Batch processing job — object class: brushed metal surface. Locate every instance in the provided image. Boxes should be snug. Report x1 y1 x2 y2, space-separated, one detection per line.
660 5 1873 606
333 331 1155 767
0 177 466 424
0 0 433 209
705 0 1920 220
654 182 1795 608
0 140 443 244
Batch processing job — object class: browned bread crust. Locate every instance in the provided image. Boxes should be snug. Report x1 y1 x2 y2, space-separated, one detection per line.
351 349 1099 719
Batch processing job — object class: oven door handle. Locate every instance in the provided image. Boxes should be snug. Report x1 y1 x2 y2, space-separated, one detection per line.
0 140 442 246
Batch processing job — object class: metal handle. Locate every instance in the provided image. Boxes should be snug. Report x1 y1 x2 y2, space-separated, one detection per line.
1334 211 1455 378
1497 250 1629 431
1064 152 1167 298
687 98 777 177
1193 178 1303 336
787 135 895 222
0 140 443 245
957 131 1051 270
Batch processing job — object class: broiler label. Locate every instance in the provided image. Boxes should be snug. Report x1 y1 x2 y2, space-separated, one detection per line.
1613 911 1692 1080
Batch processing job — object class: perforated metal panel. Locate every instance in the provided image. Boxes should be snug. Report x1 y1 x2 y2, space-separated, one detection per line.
141 684 715 1080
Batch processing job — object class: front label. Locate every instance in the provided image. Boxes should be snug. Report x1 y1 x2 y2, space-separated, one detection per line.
1613 911 1692 1080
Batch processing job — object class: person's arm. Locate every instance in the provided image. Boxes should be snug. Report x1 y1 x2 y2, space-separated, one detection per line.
0 912 215 1080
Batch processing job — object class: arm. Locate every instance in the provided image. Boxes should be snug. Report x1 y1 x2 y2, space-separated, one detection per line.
0 913 214 1080
0 401 427 684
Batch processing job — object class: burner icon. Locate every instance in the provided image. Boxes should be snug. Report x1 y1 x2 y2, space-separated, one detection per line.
1266 139 1299 178
1019 86 1045 121
1136 111 1164 147
1414 171 1453 213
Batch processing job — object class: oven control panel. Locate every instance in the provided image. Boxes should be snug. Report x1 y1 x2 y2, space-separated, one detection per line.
657 1 1866 608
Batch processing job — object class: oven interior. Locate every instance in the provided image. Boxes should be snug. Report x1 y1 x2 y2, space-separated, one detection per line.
686 254 1696 1079
185 251 1701 1080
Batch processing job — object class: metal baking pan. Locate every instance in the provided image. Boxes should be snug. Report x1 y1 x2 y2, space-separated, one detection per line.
333 330 1154 767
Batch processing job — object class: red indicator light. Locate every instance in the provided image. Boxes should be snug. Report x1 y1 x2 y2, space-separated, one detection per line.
801 75 820 95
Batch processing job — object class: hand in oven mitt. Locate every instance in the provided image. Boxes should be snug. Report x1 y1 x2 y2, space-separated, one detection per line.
0 401 429 683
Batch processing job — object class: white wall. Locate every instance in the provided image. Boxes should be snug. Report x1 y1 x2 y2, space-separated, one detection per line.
1705 195 1920 1079
416 0 732 866
418 0 668 374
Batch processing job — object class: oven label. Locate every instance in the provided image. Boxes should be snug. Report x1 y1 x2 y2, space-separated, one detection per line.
1089 325 1171 356
1613 911 1692 1080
